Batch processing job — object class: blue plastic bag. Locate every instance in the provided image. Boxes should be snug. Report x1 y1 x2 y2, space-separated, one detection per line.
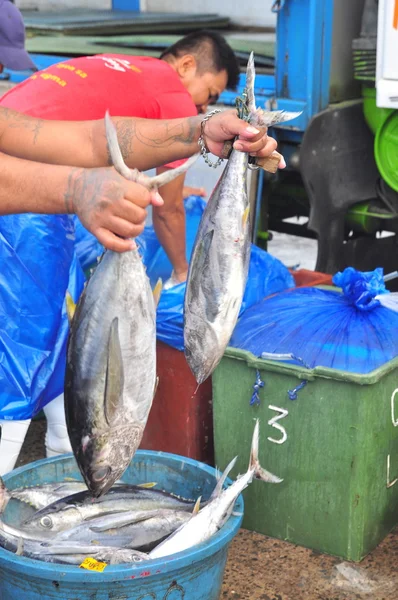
0 215 85 421
230 267 398 374
72 196 295 351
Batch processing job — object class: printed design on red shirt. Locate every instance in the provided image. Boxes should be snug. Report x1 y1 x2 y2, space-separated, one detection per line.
86 56 141 74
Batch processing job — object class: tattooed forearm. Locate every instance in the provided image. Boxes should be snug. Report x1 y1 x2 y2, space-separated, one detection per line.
134 116 201 149
0 107 44 143
63 167 80 214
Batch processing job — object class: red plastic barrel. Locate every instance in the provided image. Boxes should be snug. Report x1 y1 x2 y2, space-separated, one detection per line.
140 341 214 464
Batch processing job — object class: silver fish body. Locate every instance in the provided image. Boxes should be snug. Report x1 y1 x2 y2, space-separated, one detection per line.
55 509 191 550
21 486 196 535
150 421 282 559
65 246 157 497
10 482 91 510
184 148 251 384
0 527 148 565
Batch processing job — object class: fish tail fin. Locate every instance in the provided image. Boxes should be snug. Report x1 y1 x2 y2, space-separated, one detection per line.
210 456 238 500
105 111 143 183
0 476 11 514
249 420 283 484
148 154 199 189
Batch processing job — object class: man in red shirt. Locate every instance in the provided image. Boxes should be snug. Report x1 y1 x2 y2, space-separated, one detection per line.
1 30 240 284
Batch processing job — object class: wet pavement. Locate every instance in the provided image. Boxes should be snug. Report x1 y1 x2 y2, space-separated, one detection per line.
18 419 398 600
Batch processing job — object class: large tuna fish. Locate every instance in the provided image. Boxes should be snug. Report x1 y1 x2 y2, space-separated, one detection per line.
184 53 301 384
65 113 197 497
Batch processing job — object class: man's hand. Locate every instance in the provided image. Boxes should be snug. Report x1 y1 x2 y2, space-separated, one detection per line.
65 167 163 252
202 109 283 166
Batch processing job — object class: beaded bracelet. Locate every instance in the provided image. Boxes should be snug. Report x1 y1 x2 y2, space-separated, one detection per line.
198 109 224 168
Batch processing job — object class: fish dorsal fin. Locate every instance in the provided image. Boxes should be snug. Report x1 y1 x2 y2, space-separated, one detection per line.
152 279 162 308
104 317 124 427
65 291 77 325
192 496 201 515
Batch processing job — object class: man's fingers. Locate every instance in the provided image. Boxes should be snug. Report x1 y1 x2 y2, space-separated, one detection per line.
113 199 147 225
124 181 153 209
234 136 278 156
95 228 135 253
106 215 145 239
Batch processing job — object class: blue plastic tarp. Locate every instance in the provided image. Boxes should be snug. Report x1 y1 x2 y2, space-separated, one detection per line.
0 214 85 421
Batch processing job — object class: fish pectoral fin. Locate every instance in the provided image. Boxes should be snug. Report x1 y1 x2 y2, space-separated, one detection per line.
152 279 163 308
104 317 124 427
65 291 77 325
191 229 215 277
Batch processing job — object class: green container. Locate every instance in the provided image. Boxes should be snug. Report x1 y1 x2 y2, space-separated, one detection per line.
212 348 398 562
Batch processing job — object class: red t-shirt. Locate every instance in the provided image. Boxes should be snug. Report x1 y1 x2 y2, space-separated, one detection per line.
0 54 197 168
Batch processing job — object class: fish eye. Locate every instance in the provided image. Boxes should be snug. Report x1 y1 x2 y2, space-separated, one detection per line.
92 466 112 482
40 516 53 529
132 556 143 562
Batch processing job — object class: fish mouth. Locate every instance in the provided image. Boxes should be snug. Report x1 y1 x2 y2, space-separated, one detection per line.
77 426 144 497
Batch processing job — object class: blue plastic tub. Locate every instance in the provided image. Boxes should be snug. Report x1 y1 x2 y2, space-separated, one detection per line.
0 451 243 600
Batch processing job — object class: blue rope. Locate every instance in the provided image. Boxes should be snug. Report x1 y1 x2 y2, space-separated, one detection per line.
250 370 264 405
288 379 308 401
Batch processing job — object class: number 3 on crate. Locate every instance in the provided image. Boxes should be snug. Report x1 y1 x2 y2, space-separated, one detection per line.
267 405 288 444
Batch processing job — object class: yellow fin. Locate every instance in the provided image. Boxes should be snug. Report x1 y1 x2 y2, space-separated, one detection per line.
242 206 250 229
192 496 201 515
152 278 163 307
65 291 77 324
137 482 157 489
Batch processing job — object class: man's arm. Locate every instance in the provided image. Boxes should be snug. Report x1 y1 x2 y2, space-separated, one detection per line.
152 169 188 282
0 107 279 171
0 150 160 252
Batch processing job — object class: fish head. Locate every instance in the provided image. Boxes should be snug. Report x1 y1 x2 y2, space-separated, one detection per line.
78 426 143 497
22 505 81 536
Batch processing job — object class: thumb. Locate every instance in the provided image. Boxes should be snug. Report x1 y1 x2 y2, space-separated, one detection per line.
150 191 164 207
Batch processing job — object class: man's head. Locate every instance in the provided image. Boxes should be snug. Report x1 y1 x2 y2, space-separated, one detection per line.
161 30 240 114
0 0 36 73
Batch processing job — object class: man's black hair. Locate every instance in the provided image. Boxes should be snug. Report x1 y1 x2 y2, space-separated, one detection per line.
160 30 240 91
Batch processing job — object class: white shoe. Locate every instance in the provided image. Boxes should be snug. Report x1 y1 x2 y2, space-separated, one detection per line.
43 394 72 457
0 419 31 475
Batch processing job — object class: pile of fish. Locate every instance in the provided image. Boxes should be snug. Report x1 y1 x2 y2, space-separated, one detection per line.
0 421 282 566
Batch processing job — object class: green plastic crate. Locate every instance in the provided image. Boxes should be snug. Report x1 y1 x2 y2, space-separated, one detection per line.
212 348 398 561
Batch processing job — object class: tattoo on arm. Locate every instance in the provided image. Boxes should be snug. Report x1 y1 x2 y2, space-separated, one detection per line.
105 119 137 166
134 116 201 149
0 107 44 144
